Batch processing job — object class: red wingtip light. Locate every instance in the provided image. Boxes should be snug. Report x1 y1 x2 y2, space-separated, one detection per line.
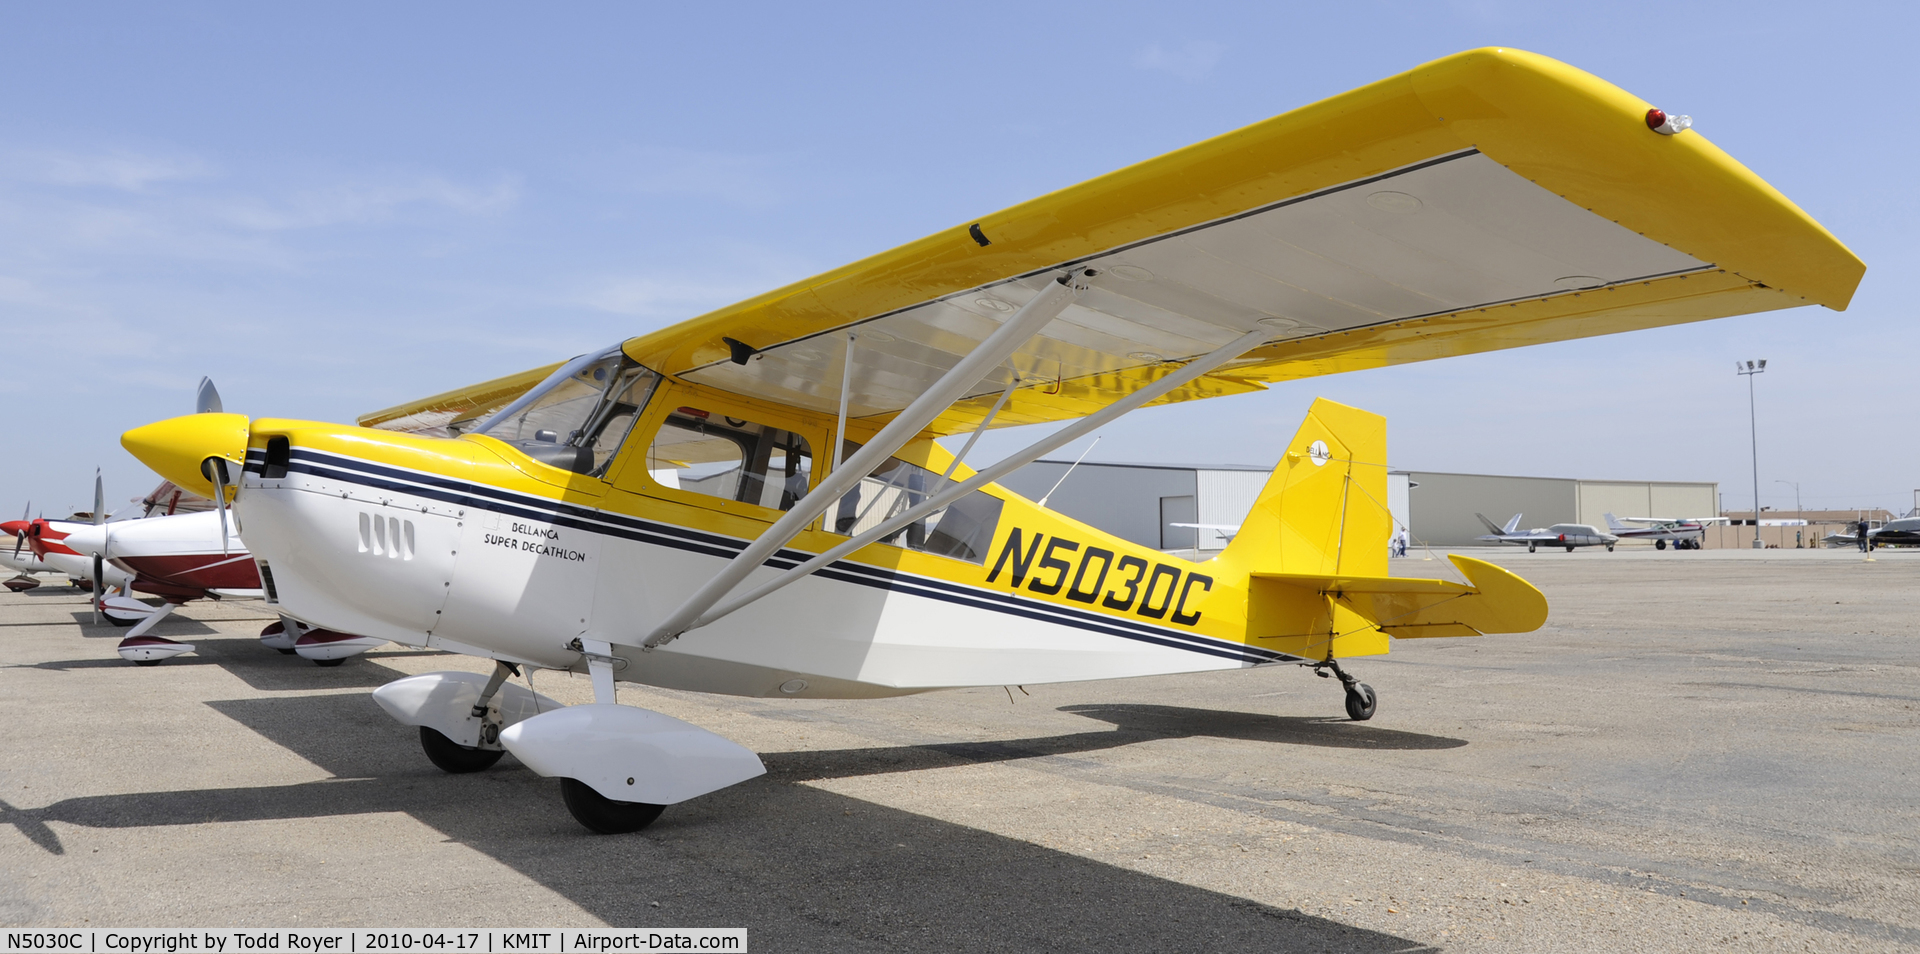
1645 108 1692 135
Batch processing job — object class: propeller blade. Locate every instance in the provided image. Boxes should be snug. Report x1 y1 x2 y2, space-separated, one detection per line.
10 502 22 559
92 553 103 624
93 470 104 527
212 459 231 556
196 377 223 415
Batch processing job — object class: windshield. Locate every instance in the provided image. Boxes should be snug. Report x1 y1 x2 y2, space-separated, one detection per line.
471 345 660 476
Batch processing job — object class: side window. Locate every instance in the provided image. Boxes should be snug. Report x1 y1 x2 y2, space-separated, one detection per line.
832 450 1005 564
646 407 813 511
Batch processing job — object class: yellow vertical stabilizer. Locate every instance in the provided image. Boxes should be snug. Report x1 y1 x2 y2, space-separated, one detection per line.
1217 399 1547 660
1217 398 1392 579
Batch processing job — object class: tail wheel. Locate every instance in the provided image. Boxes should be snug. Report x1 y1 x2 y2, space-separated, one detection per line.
419 727 505 774
560 778 665 834
1344 683 1377 721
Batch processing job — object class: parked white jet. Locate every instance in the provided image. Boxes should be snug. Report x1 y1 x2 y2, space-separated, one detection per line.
1475 513 1617 552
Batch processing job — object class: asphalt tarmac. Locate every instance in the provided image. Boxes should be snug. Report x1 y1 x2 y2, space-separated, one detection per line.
1 547 1915 952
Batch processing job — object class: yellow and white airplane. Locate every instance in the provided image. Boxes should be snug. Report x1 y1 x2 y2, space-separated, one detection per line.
117 48 1861 833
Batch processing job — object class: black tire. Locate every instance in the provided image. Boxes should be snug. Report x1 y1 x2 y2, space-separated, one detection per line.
1527 543 1536 553
1656 539 1666 550
312 657 347 667
1565 545 1575 552
1344 683 1377 721
134 659 162 667
1606 543 1615 552
561 777 665 834
419 726 505 774
104 612 138 628
275 647 298 655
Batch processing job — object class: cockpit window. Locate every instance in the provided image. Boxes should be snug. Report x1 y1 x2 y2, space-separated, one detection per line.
830 445 1003 564
646 408 813 511
469 345 660 477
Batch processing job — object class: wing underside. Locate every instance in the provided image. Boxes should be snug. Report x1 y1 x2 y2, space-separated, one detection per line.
679 150 1710 423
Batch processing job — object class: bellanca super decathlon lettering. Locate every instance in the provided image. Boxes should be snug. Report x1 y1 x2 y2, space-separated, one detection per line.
118 49 1862 833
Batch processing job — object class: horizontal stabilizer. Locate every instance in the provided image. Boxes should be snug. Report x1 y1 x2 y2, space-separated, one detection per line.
1253 555 1547 638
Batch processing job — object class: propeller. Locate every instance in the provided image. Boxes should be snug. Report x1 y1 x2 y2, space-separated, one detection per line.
196 377 223 415
92 470 104 625
10 501 26 559
206 457 231 556
198 376 231 554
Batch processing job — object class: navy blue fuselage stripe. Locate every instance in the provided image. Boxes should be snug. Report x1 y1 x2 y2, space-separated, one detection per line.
250 447 1288 664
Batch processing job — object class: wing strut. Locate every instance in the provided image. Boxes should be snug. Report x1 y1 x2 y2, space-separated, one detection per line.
642 273 1083 647
674 326 1276 637
940 371 1021 482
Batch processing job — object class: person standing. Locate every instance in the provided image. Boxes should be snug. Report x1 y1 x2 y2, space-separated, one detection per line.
1858 520 1871 552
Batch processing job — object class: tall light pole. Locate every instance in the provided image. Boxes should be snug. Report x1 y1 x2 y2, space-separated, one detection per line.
1738 359 1767 548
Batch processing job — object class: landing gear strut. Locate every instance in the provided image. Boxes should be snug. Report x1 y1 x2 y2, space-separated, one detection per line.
1314 658 1377 721
416 660 519 774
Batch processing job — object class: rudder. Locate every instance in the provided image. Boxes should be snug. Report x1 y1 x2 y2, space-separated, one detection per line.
1217 398 1391 579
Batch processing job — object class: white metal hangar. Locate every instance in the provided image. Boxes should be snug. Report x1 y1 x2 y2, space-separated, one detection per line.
996 460 1717 555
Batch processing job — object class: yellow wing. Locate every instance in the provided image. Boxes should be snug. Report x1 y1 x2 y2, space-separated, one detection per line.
357 361 563 436
364 47 1862 436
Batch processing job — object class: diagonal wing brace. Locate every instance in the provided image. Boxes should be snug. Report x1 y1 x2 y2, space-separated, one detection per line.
678 327 1278 635
642 273 1083 647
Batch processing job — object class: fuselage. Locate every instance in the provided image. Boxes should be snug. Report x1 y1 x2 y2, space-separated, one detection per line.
234 433 1294 698
204 378 1397 700
1610 523 1706 543
60 510 261 601
1483 524 1617 548
18 519 135 588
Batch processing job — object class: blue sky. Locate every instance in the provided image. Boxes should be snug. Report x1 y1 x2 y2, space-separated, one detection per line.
2 2 1913 518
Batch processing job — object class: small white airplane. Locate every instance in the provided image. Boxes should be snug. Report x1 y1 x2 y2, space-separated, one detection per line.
2 505 62 590
9 504 141 617
1602 513 1726 550
1475 513 1618 552
115 48 1859 833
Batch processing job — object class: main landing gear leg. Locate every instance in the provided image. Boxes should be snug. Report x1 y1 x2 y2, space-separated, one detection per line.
1314 658 1377 721
558 638 665 834
418 660 517 774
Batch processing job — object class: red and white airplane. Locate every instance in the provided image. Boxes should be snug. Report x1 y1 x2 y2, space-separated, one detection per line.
11 512 139 606
3 505 62 590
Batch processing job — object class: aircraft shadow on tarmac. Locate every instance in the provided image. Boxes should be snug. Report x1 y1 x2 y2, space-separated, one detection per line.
64 615 227 636
759 705 1465 786
11 637 417 690
3 692 1438 953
